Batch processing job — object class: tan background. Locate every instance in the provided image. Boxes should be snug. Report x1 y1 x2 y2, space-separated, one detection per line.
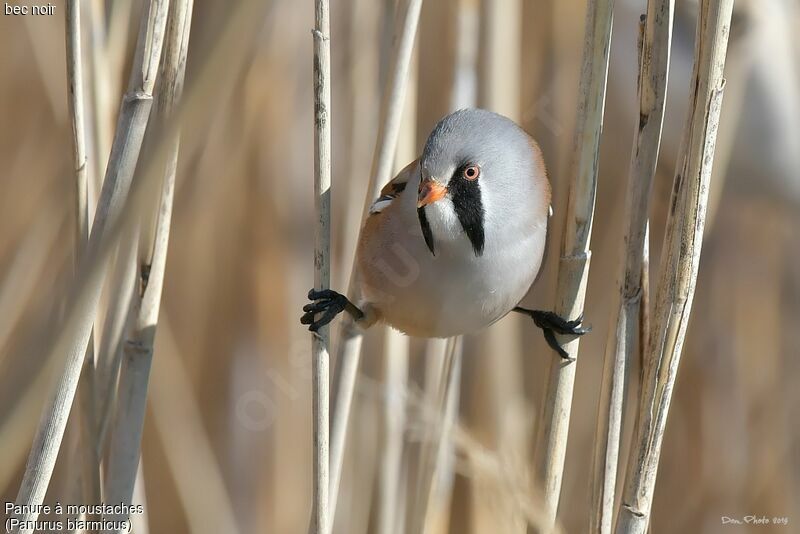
0 0 798 532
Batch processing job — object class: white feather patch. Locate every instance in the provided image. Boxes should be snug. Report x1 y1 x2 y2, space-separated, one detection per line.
369 197 394 214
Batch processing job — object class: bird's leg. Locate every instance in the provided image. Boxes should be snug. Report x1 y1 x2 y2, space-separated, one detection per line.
301 288 365 332
513 307 591 360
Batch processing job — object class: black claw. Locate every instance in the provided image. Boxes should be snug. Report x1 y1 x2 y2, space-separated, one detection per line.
513 307 589 360
309 304 343 332
308 288 339 301
529 310 591 336
543 328 572 360
303 300 331 313
302 288 363 332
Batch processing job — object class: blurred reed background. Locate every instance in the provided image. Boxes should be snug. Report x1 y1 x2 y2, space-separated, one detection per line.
0 0 798 533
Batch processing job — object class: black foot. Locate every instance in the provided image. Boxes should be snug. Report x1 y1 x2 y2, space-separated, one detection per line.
513 307 591 360
301 289 363 332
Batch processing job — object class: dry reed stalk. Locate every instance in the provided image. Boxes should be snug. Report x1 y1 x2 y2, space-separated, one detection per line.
86 0 134 202
589 2 673 533
378 46 417 534
103 0 194 527
9 2 267 528
422 343 463 534
520 0 555 145
5 4 288 534
378 331 409 534
477 0 521 117
416 0 458 140
95 242 139 450
130 463 150 534
638 224 650 371
532 0 614 530
9 2 170 531
76 349 101 520
338 0 381 289
404 337 448 532
616 1 734 532
65 0 89 246
328 0 424 526
105 0 136 107
382 372 557 533
86 0 112 202
65 0 103 516
451 428 561 533
701 7 755 229
336 391 382 534
408 337 462 534
311 0 333 532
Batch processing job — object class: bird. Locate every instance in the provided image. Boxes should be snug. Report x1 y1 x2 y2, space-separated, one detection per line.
301 108 588 358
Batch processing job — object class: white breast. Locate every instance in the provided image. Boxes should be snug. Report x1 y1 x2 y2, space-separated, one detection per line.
357 171 547 338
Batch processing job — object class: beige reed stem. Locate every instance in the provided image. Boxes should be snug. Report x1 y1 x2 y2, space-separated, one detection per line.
377 44 417 534
65 0 103 515
5 3 268 532
589 2 674 533
10 2 169 531
103 1 194 530
327 0 424 528
311 0 333 532
616 1 734 532
7 3 268 529
532 0 614 531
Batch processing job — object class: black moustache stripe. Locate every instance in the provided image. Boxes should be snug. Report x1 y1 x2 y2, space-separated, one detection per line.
417 206 436 255
448 172 485 256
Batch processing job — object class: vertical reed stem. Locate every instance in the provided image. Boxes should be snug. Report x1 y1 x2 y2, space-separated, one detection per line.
532 0 614 530
589 2 673 533
327 0 424 527
415 337 463 534
616 1 734 532
65 0 103 516
312 1 332 532
66 0 88 242
87 0 111 197
10 3 169 531
102 2 193 528
378 43 417 534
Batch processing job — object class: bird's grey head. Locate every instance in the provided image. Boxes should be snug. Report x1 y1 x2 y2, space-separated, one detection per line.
416 108 546 257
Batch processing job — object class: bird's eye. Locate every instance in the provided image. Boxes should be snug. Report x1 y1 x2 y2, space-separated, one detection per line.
462 164 480 181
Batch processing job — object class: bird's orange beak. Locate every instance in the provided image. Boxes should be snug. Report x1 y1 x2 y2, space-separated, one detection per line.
417 178 447 208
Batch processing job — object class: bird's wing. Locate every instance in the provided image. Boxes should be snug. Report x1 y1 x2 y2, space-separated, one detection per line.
368 158 420 215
